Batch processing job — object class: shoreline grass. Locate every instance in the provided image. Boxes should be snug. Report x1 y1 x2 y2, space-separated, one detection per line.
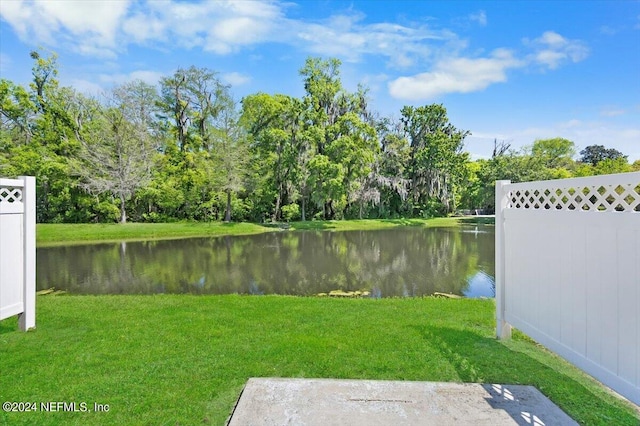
1 295 637 425
36 216 494 247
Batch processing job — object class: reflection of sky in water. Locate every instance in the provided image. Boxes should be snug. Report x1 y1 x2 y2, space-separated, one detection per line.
248 280 264 295
459 226 491 235
38 226 496 298
463 271 495 298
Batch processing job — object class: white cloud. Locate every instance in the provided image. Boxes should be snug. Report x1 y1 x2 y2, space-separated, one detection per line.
130 70 165 84
0 2 34 41
121 0 284 55
121 13 165 44
550 124 640 161
0 0 285 57
525 31 589 69
359 73 390 94
1 2 592 103
221 72 251 87
388 30 589 101
600 106 626 117
2 0 461 69
75 42 118 60
0 53 11 72
536 31 565 47
557 119 582 129
0 0 130 56
99 70 165 86
388 49 522 100
290 14 461 67
469 11 487 27
38 0 127 43
67 71 163 96
69 79 105 96
599 26 618 36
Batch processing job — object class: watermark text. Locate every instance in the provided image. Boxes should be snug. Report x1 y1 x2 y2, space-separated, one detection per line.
3 401 110 413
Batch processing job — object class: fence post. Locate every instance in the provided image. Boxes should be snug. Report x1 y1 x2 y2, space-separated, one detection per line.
495 180 511 339
18 176 35 331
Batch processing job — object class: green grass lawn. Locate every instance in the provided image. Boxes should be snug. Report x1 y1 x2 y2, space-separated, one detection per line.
36 216 494 246
1 295 637 425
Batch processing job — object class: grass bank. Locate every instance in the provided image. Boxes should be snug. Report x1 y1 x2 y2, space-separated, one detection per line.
1 296 637 425
36 216 494 246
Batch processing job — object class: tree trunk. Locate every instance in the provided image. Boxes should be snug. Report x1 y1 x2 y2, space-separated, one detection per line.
273 189 282 222
119 193 127 223
224 190 231 222
301 197 306 221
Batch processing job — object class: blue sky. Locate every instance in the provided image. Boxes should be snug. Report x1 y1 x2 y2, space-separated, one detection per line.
1 0 639 161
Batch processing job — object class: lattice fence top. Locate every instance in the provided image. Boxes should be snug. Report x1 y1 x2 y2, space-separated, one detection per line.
504 172 640 212
0 179 26 213
0 186 23 204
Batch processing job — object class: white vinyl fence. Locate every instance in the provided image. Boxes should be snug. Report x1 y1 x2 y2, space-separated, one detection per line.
495 172 640 405
0 176 36 331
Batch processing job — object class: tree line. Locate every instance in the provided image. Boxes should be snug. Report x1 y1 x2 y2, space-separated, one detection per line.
1 51 638 223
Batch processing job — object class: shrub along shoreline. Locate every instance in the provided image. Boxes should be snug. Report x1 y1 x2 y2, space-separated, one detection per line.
1 295 638 425
36 216 494 247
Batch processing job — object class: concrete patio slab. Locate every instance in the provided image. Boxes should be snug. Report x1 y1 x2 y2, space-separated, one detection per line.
227 378 578 425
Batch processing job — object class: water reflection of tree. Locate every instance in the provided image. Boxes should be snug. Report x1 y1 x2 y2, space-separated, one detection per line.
37 227 494 297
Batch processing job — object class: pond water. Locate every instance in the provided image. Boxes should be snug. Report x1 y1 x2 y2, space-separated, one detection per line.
37 226 495 298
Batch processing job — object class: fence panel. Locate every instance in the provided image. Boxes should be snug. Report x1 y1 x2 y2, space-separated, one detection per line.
0 176 36 330
496 172 640 406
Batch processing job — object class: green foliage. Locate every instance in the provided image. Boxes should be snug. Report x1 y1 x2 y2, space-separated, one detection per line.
531 137 575 169
293 57 380 220
458 161 482 210
401 104 470 214
418 198 448 218
281 203 301 222
576 157 632 176
579 144 627 166
457 141 636 212
241 92 304 221
94 200 121 222
211 97 249 222
2 50 636 223
229 197 253 221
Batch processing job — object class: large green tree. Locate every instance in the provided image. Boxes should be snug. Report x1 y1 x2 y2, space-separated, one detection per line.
579 144 627 166
298 57 378 219
241 93 303 221
368 116 411 218
158 66 228 153
531 137 575 169
156 67 232 220
211 97 248 222
401 104 470 215
1 50 99 222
